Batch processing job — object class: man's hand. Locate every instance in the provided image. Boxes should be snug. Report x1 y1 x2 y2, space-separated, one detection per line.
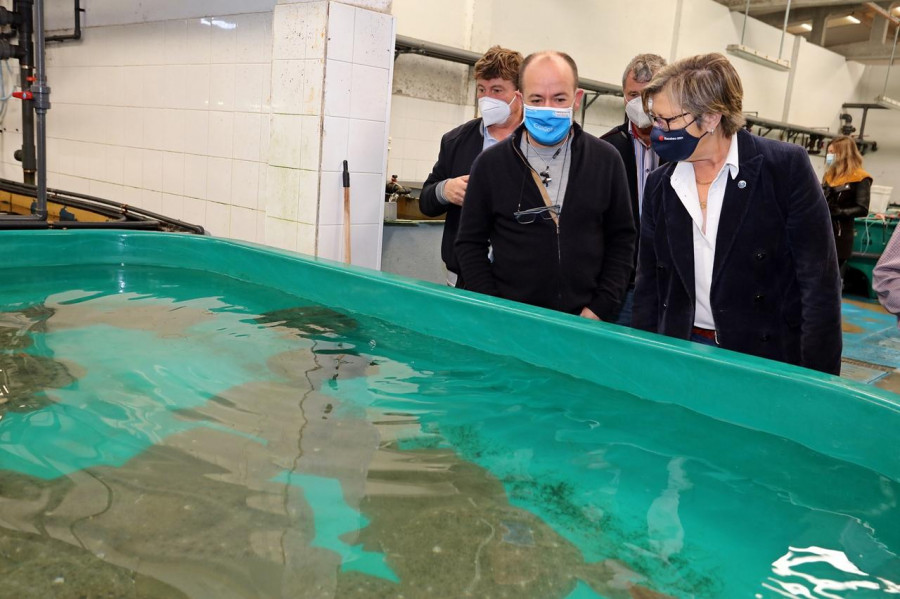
444 175 469 206
580 307 601 321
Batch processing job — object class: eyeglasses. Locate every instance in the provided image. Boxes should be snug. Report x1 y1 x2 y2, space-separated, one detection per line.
514 204 560 224
648 111 694 132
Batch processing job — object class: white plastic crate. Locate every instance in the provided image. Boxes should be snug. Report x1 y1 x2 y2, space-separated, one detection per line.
870 185 893 214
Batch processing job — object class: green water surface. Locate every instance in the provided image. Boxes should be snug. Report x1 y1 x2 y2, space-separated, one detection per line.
0 264 897 598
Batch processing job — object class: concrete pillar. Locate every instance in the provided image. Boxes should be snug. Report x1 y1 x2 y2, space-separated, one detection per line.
870 13 890 46
266 0 395 269
808 9 828 47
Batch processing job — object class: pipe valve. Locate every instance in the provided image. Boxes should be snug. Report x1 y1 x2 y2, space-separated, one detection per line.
12 90 32 100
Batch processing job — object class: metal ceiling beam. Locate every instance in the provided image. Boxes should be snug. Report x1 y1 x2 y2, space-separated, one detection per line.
718 0 877 15
863 1 900 24
752 5 854 25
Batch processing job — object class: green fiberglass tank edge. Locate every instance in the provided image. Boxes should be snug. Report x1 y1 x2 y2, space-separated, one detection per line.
2 229 899 483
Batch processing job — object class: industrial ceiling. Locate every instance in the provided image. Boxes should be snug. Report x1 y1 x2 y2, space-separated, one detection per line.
714 1 900 62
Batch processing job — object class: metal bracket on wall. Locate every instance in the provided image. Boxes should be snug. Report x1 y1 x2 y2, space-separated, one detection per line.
46 0 83 43
840 103 885 154
743 113 852 156
393 34 849 152
395 33 623 125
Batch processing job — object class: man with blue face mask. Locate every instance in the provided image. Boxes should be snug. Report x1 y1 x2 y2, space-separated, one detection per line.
419 46 524 288
601 54 667 326
456 51 635 321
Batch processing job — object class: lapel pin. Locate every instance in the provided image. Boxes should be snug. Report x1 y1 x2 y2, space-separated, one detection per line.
737 180 747 189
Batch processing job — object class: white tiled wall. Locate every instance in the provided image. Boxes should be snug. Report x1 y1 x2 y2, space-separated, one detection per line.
0 10 274 243
317 1 395 268
250 0 394 266
388 95 472 183
0 0 395 268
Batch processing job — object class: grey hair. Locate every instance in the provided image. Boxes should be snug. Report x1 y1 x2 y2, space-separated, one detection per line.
622 53 667 87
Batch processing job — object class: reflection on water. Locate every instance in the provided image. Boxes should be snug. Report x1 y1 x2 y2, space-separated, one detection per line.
272 471 399 583
0 265 897 598
0 305 78 413
764 546 900 598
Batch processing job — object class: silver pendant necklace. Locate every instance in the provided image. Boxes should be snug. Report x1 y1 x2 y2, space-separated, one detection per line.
527 135 564 186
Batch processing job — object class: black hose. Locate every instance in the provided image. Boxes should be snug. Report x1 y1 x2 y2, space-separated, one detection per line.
0 178 206 234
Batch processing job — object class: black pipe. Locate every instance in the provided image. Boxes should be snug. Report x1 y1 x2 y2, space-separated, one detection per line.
48 220 164 230
32 0 48 218
0 219 47 229
14 0 35 186
0 6 21 26
0 178 206 234
46 0 82 43
395 34 622 96
47 188 206 234
0 39 16 59
0 219 169 231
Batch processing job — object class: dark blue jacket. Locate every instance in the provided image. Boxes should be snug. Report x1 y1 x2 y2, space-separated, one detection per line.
601 119 667 288
600 120 642 230
633 129 842 374
419 118 485 277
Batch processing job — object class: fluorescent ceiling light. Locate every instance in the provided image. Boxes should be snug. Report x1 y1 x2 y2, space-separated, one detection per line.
876 95 900 110
798 23 812 32
726 44 791 72
827 14 862 26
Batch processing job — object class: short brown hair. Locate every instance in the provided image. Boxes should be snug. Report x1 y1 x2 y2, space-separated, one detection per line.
826 135 864 179
642 53 745 137
474 46 523 85
518 51 579 91
622 53 667 88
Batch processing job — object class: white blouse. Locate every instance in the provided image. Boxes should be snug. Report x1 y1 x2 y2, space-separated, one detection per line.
668 134 740 330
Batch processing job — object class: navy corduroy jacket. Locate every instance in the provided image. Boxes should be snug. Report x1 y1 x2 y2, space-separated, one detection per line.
633 129 842 375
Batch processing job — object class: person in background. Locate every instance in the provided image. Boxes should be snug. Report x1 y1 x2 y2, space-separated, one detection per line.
419 45 524 288
873 225 900 326
601 53 667 326
632 53 842 375
455 51 635 320
822 135 872 282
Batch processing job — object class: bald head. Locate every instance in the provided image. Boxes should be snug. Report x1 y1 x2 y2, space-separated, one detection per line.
518 51 579 93
517 51 583 115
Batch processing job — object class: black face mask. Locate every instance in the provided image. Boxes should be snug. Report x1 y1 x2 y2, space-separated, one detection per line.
650 125 708 162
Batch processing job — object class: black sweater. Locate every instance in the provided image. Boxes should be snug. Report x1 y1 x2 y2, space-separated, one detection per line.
455 124 636 320
419 118 485 276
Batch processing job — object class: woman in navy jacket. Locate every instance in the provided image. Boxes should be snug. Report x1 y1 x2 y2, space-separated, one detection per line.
632 54 842 375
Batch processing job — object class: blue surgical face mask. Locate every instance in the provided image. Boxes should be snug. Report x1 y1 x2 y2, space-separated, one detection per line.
650 124 708 162
523 102 573 145
825 152 835 167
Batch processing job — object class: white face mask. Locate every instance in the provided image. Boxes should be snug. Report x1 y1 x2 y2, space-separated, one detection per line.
825 153 835 167
625 96 651 129
479 95 517 127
